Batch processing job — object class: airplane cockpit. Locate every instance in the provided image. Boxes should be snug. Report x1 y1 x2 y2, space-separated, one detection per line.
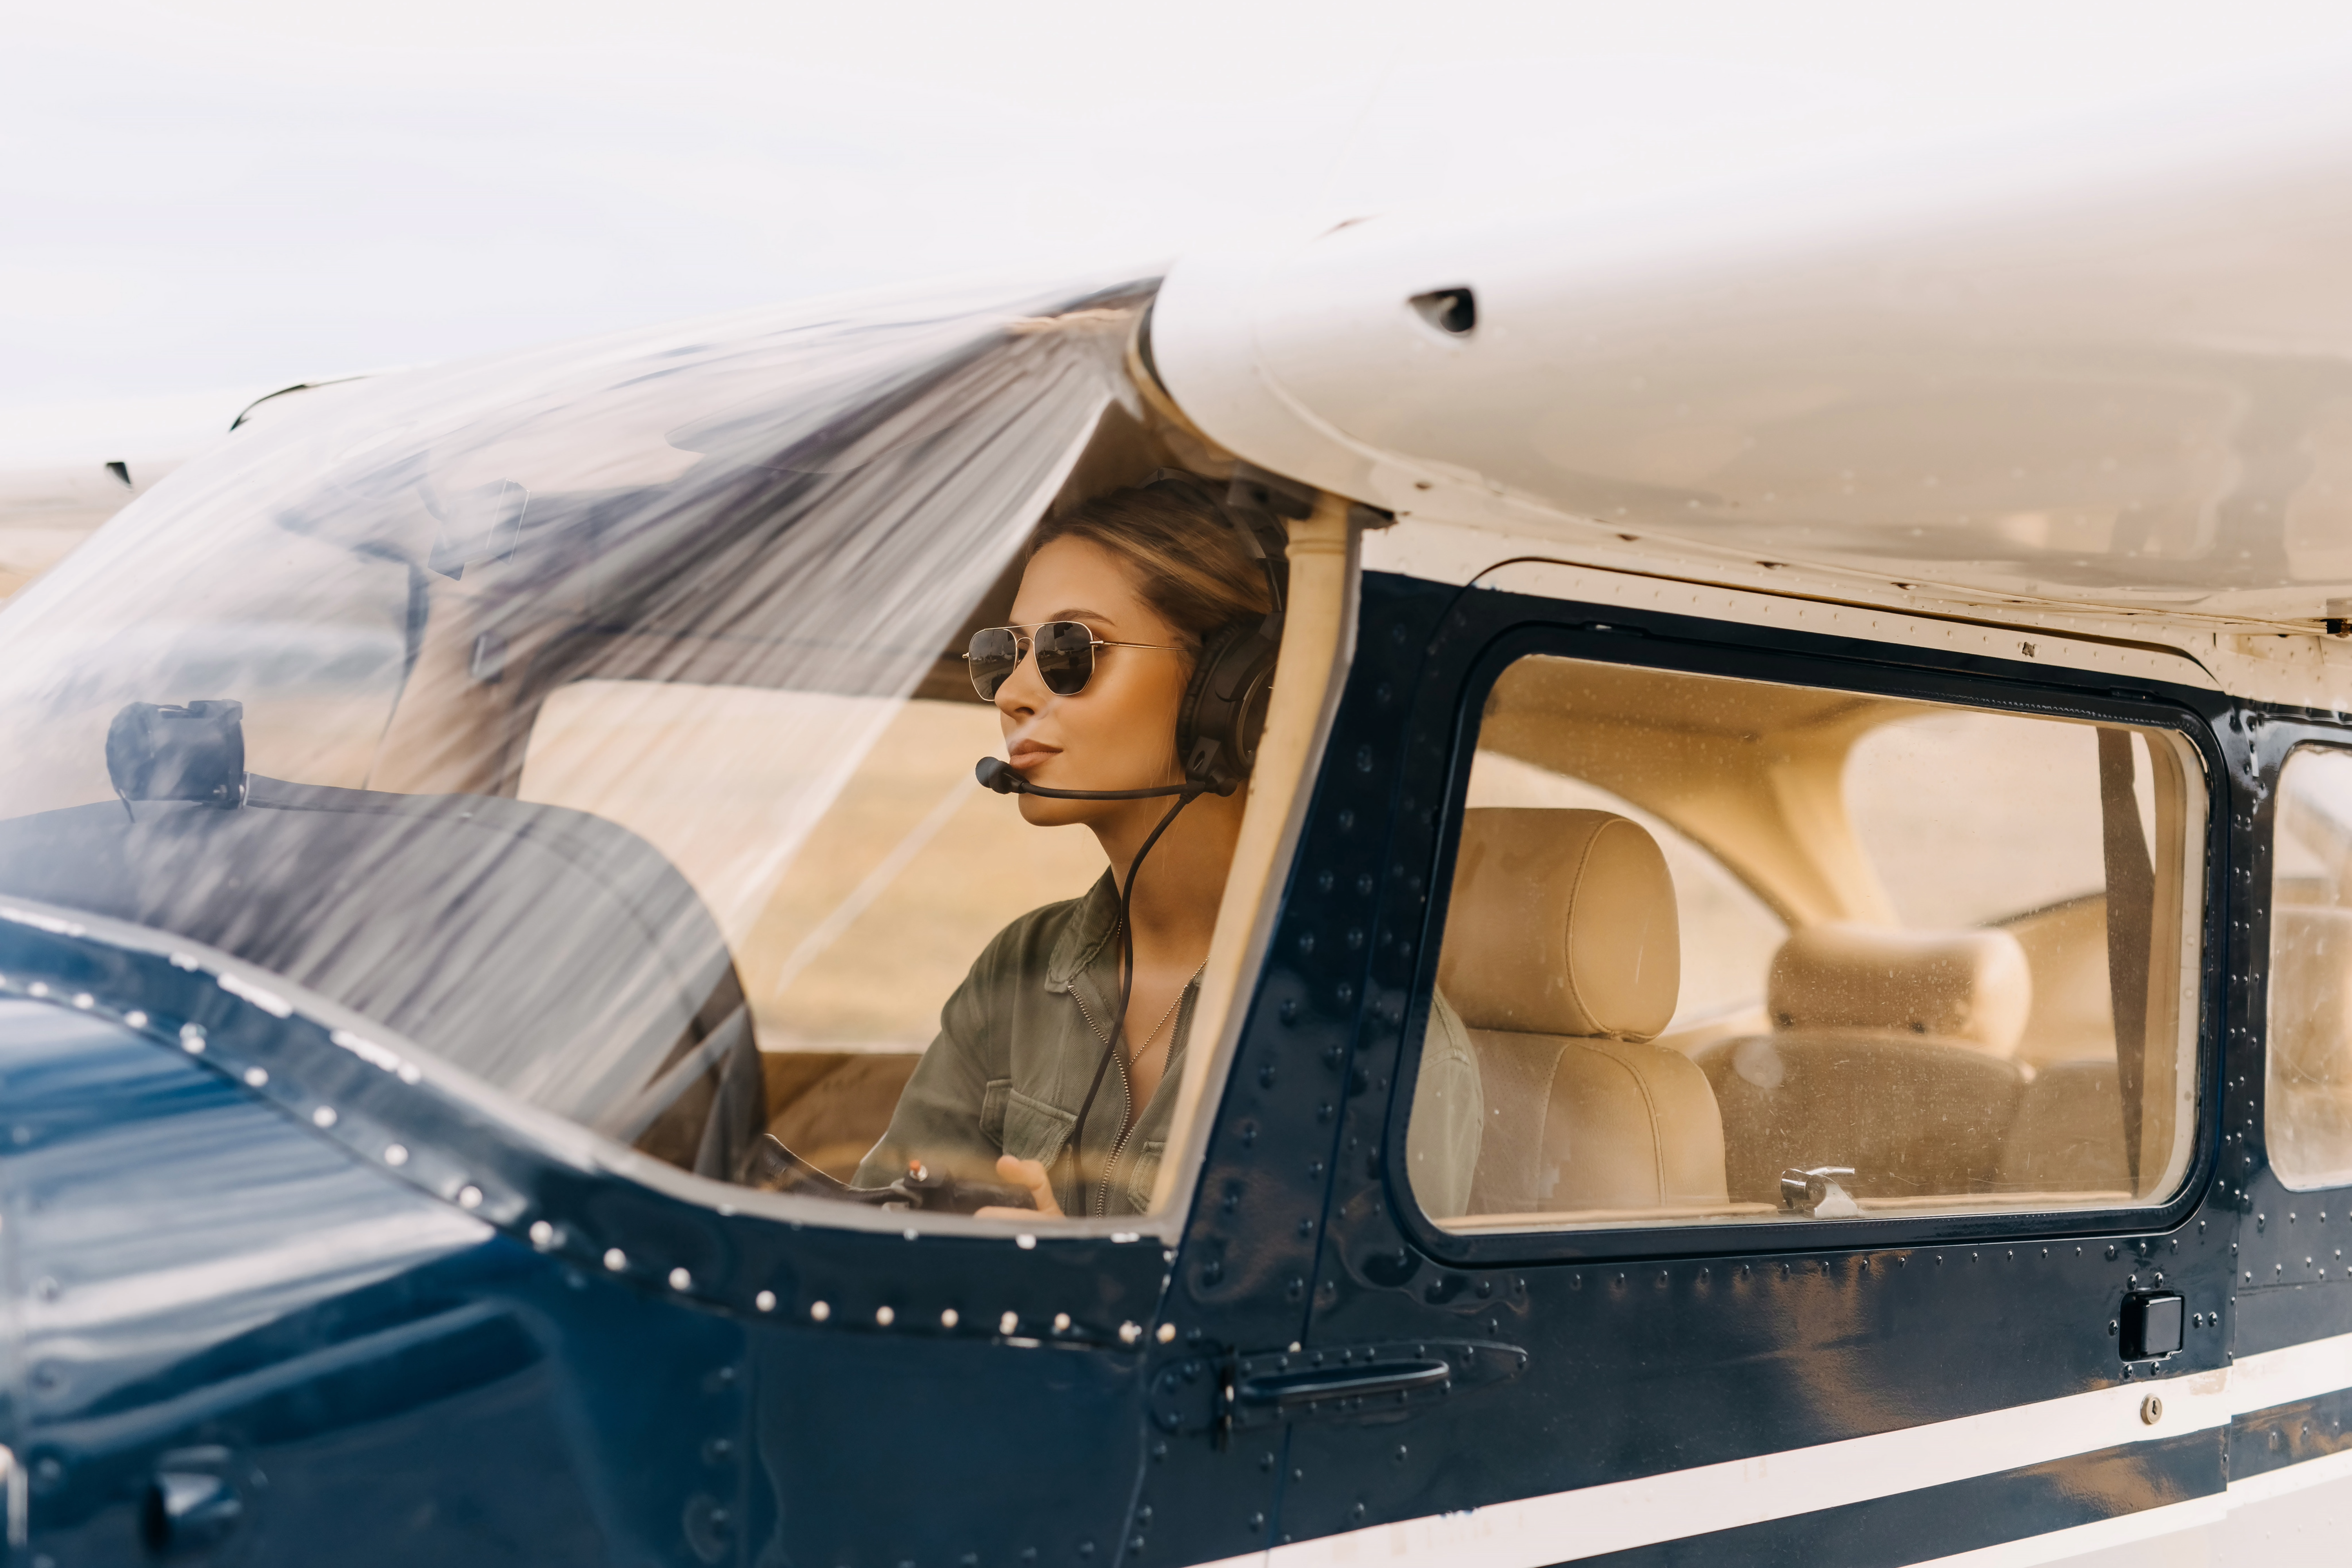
0 275 1188 1212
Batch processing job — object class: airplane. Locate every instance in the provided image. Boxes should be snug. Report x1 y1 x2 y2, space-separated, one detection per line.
2 67 2351 1568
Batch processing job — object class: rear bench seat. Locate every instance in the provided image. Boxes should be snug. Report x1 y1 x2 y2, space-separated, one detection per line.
1693 922 2034 1205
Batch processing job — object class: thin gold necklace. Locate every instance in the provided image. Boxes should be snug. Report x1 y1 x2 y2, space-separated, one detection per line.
1132 963 1204 1057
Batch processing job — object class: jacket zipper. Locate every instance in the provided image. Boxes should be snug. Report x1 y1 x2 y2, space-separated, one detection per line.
1097 1054 1136 1217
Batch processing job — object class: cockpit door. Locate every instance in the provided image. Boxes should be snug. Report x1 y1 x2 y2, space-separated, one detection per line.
1244 570 2238 1567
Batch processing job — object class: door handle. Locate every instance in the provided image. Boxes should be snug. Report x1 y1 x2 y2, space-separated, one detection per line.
1238 1357 1452 1408
1149 1340 1528 1435
2120 1291 2185 1362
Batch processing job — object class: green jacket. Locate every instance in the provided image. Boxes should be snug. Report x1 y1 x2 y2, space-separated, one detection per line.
856 872 1487 1220
857 872 1183 1216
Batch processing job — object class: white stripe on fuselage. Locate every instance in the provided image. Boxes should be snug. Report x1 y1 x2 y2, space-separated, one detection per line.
1183 1330 2352 1568
1911 1445 2352 1568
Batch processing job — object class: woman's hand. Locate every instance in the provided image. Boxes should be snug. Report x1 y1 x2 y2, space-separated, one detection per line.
975 1154 1062 1219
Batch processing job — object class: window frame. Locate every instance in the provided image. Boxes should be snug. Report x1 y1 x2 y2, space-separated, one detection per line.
1382 595 2231 1268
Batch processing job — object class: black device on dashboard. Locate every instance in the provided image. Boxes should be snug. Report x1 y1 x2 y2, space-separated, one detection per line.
106 700 248 811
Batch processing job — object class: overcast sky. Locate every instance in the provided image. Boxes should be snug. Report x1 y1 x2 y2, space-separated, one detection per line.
9 0 2352 462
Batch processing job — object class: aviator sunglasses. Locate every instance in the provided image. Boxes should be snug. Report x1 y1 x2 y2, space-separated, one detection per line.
965 621 1179 702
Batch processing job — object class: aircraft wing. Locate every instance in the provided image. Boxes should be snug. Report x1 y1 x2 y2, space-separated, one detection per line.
1151 69 2352 626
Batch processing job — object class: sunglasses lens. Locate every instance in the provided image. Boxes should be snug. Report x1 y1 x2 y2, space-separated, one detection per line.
966 627 1021 700
1033 621 1096 697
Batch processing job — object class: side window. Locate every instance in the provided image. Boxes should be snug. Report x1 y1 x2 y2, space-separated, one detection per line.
2268 748 2352 1189
1403 652 2207 1233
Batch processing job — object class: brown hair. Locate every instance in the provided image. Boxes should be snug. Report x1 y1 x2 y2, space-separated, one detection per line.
1031 474 1277 662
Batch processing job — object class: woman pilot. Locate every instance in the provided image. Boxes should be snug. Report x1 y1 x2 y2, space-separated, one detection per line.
855 474 1481 1220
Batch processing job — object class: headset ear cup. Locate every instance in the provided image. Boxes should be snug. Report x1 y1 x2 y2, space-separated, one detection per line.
1233 660 1275 769
1177 617 1282 794
1173 626 1232 788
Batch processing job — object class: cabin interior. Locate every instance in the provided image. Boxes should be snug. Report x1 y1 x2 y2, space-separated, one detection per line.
479 381 2213 1223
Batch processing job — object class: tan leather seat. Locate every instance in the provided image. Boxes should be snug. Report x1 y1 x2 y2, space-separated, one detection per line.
1696 923 2033 1205
1994 1061 2128 1192
1438 808 1728 1215
1764 924 2032 1053
2266 906 2352 1185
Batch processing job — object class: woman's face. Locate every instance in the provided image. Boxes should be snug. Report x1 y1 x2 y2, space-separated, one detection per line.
996 535 1191 825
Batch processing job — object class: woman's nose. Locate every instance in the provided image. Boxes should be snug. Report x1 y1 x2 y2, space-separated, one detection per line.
996 648 1048 717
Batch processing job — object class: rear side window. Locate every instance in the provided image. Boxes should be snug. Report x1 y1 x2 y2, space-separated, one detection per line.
2268 747 2352 1189
1402 653 2207 1234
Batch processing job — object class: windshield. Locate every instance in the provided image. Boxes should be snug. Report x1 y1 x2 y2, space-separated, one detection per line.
0 272 1158 1206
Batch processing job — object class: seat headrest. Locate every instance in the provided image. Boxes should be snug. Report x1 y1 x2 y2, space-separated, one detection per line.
2272 906 2352 1088
1437 808 1679 1041
1767 922 2031 1056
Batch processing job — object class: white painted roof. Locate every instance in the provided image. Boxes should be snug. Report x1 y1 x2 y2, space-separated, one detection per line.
1151 69 2352 629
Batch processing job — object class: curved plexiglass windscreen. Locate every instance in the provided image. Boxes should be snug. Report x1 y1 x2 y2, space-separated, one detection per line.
0 274 1172 1214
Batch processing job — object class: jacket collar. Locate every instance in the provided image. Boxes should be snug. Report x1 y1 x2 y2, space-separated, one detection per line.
1044 870 1123 994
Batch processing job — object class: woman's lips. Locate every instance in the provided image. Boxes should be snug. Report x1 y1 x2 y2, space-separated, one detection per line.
1007 744 1060 770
